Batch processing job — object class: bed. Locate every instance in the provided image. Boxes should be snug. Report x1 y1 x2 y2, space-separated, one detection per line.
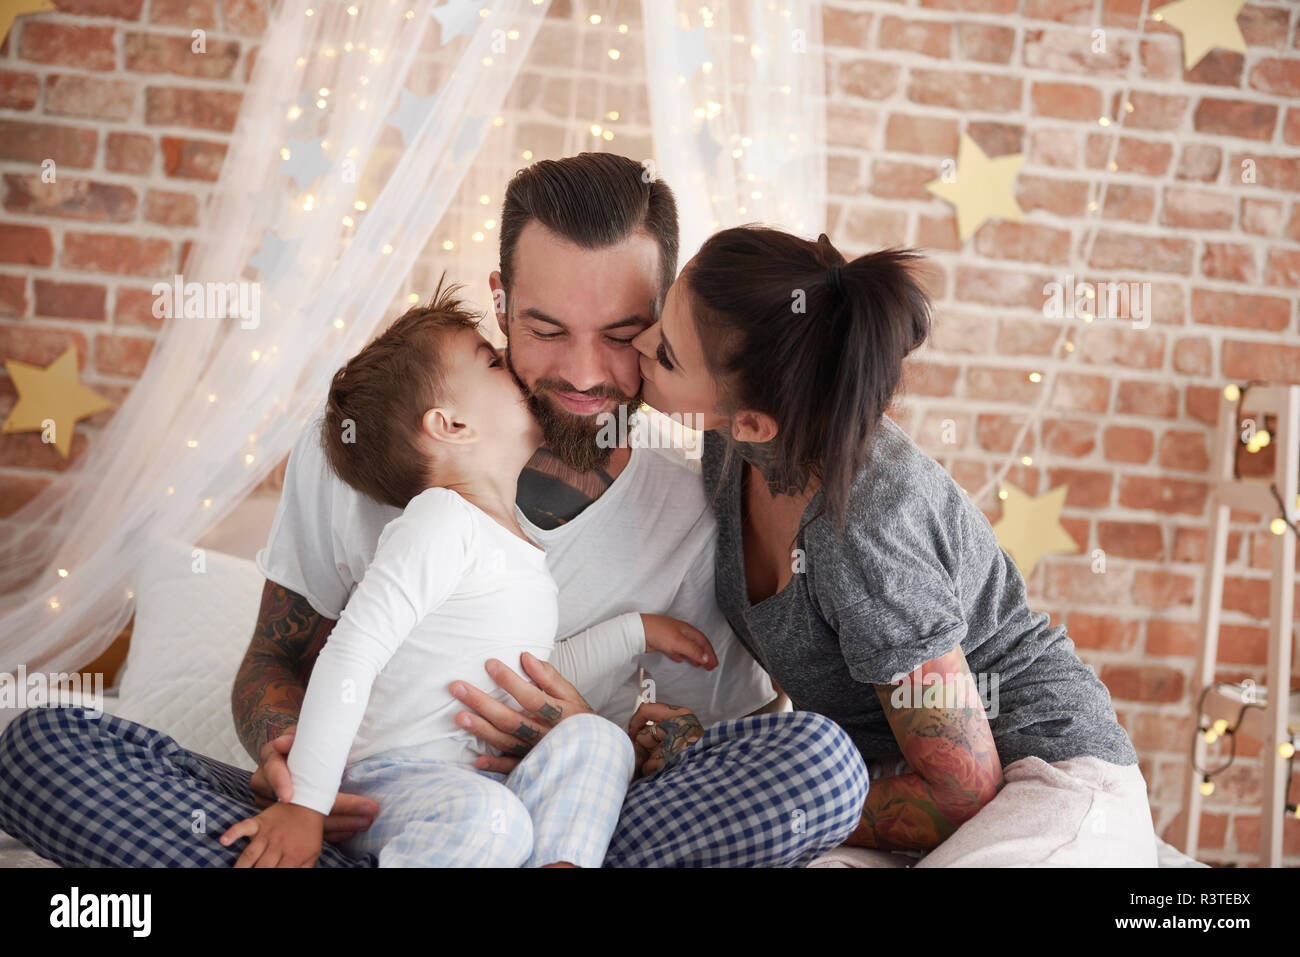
0 533 1208 868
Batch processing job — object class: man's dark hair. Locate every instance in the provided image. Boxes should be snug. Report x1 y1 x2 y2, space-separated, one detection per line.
497 153 679 316
321 275 481 509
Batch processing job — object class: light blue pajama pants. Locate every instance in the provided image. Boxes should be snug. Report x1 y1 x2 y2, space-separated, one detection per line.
335 713 635 867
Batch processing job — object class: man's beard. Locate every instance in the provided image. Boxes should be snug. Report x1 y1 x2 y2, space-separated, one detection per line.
504 343 644 473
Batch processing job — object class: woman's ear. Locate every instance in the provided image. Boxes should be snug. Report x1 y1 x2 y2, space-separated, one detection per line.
422 407 477 446
731 409 778 445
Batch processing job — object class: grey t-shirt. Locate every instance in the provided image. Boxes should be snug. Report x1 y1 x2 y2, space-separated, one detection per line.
702 418 1138 769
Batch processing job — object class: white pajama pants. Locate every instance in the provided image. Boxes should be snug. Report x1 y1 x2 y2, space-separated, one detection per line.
337 713 635 867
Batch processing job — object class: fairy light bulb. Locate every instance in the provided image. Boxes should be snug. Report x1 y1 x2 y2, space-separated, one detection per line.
998 489 1008 501
1279 742 1296 759
1204 728 1218 744
57 568 68 578
1029 372 1042 383
1272 518 1288 535
1199 778 1214 797
1224 384 1240 401
442 240 454 251
1212 719 1229 735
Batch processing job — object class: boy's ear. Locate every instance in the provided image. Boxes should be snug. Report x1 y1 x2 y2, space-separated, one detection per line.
422 407 477 445
731 409 778 445
488 271 508 336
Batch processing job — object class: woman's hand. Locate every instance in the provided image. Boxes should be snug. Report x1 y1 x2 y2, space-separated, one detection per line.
626 701 704 777
640 614 717 669
451 651 595 774
246 728 378 844
220 802 326 868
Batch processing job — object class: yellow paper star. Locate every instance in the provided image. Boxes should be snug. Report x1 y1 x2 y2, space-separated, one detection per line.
2 346 111 458
1155 0 1247 71
992 483 1078 577
924 135 1025 243
1 0 56 46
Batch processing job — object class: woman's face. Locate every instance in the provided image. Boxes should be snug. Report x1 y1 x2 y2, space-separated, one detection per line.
630 271 730 432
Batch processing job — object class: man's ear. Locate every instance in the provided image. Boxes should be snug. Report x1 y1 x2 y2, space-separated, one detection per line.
488 271 508 337
731 410 778 444
422 407 478 446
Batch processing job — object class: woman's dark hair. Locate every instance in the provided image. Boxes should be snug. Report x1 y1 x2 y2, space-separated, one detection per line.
683 226 933 537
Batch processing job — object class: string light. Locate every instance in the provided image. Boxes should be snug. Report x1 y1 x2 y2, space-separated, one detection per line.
57 568 68 578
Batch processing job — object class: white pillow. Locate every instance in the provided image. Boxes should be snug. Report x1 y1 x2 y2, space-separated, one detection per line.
115 538 264 771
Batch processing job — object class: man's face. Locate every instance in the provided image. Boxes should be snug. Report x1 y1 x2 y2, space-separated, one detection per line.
489 219 660 472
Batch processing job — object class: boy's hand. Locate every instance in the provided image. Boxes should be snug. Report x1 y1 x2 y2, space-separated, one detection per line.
221 802 326 868
639 614 716 669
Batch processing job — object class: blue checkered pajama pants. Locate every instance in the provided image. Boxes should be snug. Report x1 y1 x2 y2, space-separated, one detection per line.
0 706 868 867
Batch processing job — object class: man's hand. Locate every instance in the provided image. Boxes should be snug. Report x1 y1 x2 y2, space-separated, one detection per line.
221 801 326 868
626 701 704 777
247 728 378 844
452 652 594 774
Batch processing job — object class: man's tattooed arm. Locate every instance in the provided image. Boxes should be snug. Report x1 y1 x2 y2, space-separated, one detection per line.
231 580 337 761
844 643 1004 851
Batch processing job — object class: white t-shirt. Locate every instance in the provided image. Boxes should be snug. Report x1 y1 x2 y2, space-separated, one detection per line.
256 406 776 734
284 485 646 816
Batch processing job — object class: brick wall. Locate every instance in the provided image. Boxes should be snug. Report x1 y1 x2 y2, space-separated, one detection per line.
1 0 1298 864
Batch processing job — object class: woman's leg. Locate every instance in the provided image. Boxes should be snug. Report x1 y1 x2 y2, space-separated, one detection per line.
912 755 1159 868
502 712 635 868
603 710 870 867
0 706 373 867
340 757 533 867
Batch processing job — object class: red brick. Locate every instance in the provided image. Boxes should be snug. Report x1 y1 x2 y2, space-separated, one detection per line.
1029 128 1080 168
1239 3 1289 47
1138 37 1181 81
908 69 1021 112
93 333 155 377
1125 91 1188 131
878 15 950 57
44 74 135 122
144 87 242 133
1146 619 1199 656
113 286 164 330
899 359 961 398
222 0 268 34
1183 50 1244 88
1160 186 1234 230
1099 521 1164 560
0 474 52 517
1229 153 1300 192
1051 372 1111 413
1266 249 1300 289
837 205 909 250
1220 624 1270 666
1185 385 1221 425
1024 28 1132 76
884 113 959 156
1104 425 1154 463
975 413 1029 453
1240 198 1282 236
1193 98 1277 141
1133 569 1195 610
1200 243 1256 283
968 121 1024 159
0 325 90 368
920 0 1017 10
62 232 173 276
0 274 26 316
1222 576 1271 620
929 310 994 353
1043 562 1131 606
1079 326 1165 369
1174 143 1221 182
996 319 1063 356
0 224 55 266
1031 81 1102 121
915 214 960 252
54 0 144 16
1016 174 1089 217
1025 0 1093 22
1131 712 1196 751
33 279 106 321
1285 108 1300 147
967 365 1043 404
956 265 1054 310
3 174 138 223
956 22 1015 63
826 103 878 150
150 0 217 27
0 70 39 110
1118 475 1208 514
1192 289 1290 332
1089 230 1193 274
1047 467 1112 507
1172 336 1211 376
143 189 198 227
160 136 227 181
974 222 1072 264
1114 137 1173 176
124 33 239 80
1069 613 1140 651
869 159 939 201
1102 184 1155 222
839 60 901 100
1248 58 1300 98
1042 418 1096 457
18 23 116 71
1289 204 1300 243
1099 664 1185 703
1117 380 1178 418
1158 430 1210 472
0 120 98 168
105 131 154 174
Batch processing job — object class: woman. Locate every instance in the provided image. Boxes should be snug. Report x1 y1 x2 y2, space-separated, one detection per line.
625 226 1158 867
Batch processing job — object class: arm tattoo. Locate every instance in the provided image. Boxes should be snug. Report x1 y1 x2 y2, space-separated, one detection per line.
846 655 1004 852
517 447 614 529
536 702 562 722
231 581 336 760
513 722 542 743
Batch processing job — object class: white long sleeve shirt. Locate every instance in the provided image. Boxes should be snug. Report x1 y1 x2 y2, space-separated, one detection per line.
285 485 645 816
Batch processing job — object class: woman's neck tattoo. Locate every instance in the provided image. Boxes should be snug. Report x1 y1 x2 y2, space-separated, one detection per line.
733 439 813 497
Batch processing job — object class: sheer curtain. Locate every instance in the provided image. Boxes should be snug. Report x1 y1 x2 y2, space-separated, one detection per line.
0 0 827 677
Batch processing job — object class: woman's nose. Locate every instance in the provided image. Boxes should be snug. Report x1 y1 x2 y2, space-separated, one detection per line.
631 323 658 358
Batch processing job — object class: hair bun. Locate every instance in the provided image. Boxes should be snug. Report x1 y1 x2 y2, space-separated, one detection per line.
814 231 847 268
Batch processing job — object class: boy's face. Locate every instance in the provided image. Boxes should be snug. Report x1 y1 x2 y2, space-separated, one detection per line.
489 219 661 472
439 325 542 460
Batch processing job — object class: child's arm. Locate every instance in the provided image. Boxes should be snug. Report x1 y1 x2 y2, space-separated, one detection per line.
549 613 716 716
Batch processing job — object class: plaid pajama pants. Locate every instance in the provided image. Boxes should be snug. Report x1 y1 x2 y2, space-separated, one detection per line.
0 706 868 868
